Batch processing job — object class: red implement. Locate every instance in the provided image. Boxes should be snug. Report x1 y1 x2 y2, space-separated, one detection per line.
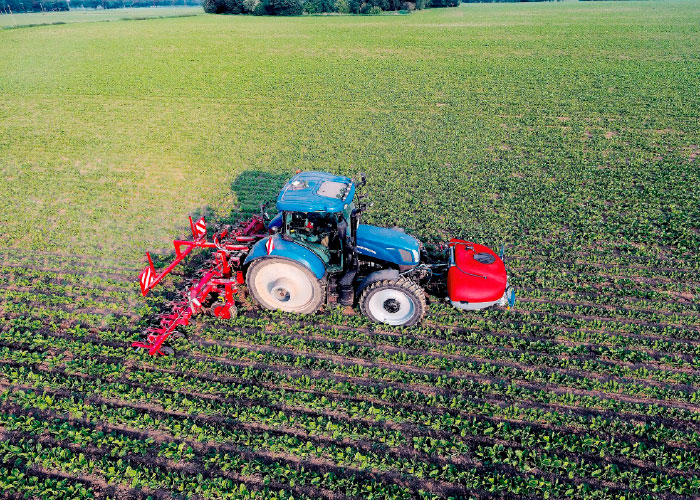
446 239 508 307
133 215 267 355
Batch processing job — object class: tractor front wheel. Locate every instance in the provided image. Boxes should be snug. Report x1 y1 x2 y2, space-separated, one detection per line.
359 277 426 327
246 257 324 315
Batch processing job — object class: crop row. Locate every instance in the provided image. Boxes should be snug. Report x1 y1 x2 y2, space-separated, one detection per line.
9 299 700 385
7 306 700 410
281 316 700 369
214 322 700 386
9 299 700 394
3 381 698 499
3 345 700 478
510 261 699 288
4 321 700 440
0 438 316 500
519 287 699 315
183 326 700 406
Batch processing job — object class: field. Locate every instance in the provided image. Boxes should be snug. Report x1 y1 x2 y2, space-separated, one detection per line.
1 1 700 498
0 7 202 28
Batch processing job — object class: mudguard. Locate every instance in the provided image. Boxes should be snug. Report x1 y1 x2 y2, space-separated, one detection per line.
356 269 400 295
244 234 326 280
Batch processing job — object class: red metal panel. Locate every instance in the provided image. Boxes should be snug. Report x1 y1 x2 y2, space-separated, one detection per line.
447 239 507 303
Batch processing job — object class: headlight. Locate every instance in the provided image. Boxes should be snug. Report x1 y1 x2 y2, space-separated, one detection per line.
399 249 413 262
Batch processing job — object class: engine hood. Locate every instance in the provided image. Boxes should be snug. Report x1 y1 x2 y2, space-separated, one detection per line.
356 224 421 269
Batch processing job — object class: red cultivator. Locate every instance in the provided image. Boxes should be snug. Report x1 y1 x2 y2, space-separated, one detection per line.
133 215 267 355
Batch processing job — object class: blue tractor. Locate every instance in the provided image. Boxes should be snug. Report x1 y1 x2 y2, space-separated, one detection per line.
243 171 513 326
136 170 515 354
244 171 426 326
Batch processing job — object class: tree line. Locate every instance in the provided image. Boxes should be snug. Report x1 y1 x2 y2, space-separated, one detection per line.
203 0 462 15
0 0 557 15
203 0 559 15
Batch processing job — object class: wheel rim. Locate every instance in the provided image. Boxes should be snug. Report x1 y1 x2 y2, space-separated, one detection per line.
367 288 415 325
253 261 316 313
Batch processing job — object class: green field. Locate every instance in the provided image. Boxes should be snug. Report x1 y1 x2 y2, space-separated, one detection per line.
1 2 700 498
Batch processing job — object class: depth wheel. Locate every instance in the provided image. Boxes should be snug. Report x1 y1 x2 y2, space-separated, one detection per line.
213 304 237 319
246 257 325 315
359 277 426 327
227 305 237 319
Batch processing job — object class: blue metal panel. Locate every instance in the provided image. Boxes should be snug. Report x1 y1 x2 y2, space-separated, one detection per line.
277 171 355 214
356 269 400 294
356 224 421 267
267 212 283 231
244 234 327 280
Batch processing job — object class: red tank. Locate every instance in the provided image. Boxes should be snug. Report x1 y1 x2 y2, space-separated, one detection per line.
446 239 508 308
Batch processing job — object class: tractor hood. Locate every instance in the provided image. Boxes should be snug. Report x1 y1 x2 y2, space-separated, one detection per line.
356 224 421 270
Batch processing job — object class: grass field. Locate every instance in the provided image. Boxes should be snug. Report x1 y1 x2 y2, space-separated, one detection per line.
0 6 202 28
1 1 700 498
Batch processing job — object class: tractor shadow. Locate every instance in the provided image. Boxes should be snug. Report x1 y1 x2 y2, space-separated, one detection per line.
222 170 290 223
144 169 288 268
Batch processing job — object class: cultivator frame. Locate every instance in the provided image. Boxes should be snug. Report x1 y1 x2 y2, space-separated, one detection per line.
133 215 267 355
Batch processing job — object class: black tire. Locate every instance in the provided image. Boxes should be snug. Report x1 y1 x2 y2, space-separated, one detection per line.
359 276 426 327
246 257 325 315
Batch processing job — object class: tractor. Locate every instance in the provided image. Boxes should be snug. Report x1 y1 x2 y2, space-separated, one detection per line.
134 171 515 356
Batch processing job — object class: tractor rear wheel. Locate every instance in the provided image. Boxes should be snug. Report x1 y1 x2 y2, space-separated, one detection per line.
359 277 426 327
246 257 325 315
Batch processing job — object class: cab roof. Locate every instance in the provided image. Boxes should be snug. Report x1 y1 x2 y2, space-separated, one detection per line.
277 171 355 214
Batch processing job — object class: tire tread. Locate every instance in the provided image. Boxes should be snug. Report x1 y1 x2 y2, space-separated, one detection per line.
358 276 426 326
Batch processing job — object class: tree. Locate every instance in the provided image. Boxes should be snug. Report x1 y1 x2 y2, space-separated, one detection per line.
267 0 302 14
429 0 459 6
202 0 226 12
304 0 335 13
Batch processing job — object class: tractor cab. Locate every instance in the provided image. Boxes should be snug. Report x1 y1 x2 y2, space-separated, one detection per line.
267 171 421 273
276 171 355 215
270 171 356 273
